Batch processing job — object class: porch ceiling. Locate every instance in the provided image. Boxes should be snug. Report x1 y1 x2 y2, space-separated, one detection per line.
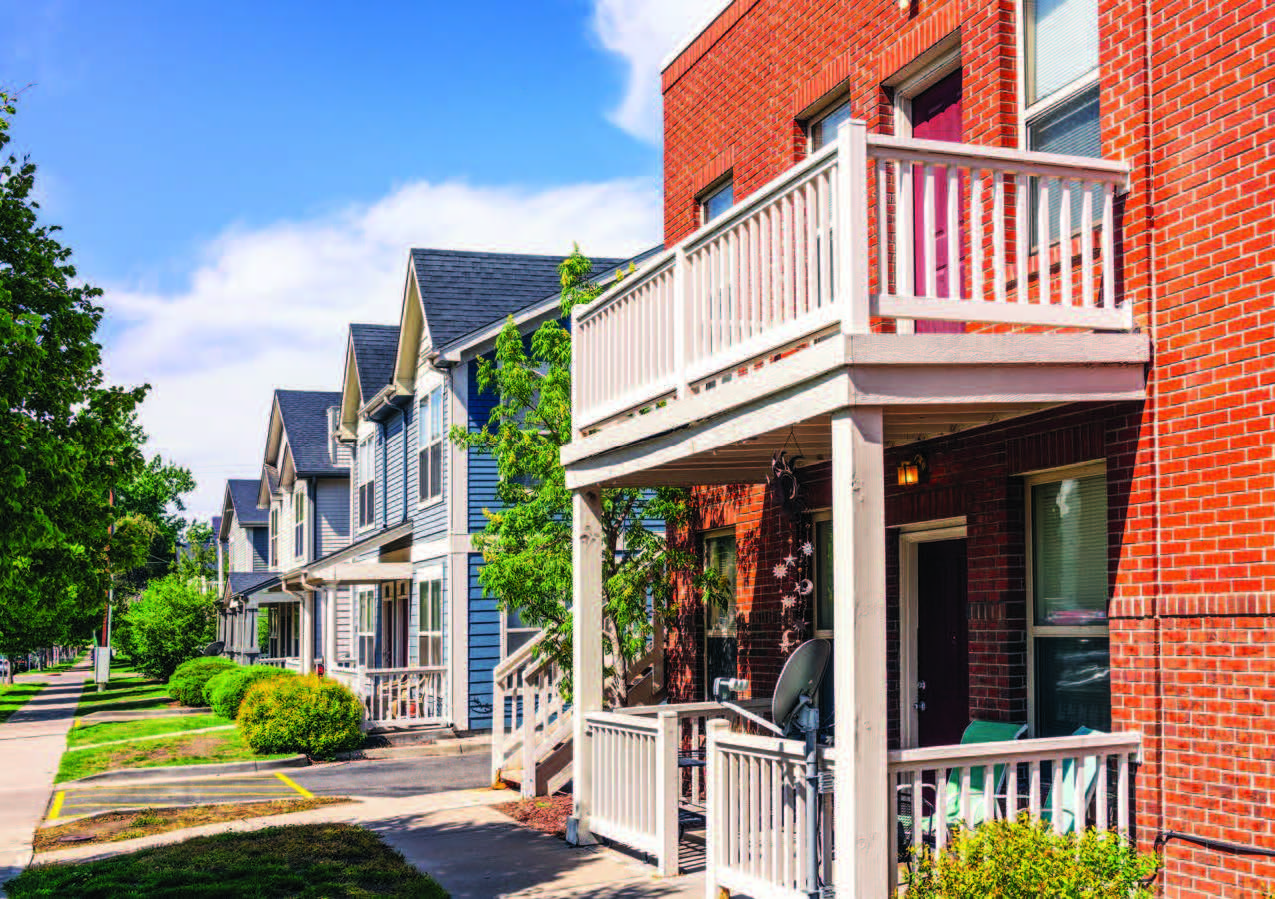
583 403 1057 487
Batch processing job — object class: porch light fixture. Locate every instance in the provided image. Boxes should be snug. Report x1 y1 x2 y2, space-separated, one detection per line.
897 453 928 487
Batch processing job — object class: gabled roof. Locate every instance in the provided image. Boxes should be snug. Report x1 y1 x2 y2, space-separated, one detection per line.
210 516 223 542
226 571 279 599
224 478 268 528
274 389 345 477
410 249 628 350
350 324 400 405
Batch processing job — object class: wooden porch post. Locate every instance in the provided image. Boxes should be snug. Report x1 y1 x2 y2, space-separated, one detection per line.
299 592 315 674
831 407 888 897
568 486 604 846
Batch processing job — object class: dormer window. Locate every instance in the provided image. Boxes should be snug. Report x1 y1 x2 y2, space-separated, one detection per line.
292 487 306 561
418 386 444 504
357 434 376 529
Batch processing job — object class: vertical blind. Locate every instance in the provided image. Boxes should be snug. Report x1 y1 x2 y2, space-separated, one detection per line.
1031 473 1108 626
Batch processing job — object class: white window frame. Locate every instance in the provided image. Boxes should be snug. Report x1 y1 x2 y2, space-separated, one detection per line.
502 608 538 658
327 406 340 462
1015 0 1100 150
269 506 279 569
292 485 307 563
356 587 376 669
807 97 852 153
417 385 445 507
699 176 734 225
702 526 738 699
1024 459 1109 735
415 569 445 668
357 433 376 531
889 44 962 140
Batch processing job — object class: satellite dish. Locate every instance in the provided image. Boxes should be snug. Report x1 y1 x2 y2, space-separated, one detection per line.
201 641 225 657
771 638 832 737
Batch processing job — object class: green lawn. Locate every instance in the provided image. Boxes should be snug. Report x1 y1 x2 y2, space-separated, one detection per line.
0 683 44 724
75 679 174 717
68 714 232 748
56 729 292 783
9 823 447 898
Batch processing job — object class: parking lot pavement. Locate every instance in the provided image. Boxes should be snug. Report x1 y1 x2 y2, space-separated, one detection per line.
48 772 312 822
287 751 490 799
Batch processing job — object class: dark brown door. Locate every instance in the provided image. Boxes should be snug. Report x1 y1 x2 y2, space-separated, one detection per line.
915 539 969 747
911 69 965 333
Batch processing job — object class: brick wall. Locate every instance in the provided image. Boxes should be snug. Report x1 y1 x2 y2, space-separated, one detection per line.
659 1 1275 892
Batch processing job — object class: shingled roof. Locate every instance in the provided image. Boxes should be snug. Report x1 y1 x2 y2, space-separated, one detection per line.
410 249 630 350
227 571 278 597
226 478 268 526
275 389 345 477
349 323 400 404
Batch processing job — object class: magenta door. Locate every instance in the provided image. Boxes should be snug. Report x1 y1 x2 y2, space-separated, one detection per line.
911 70 965 334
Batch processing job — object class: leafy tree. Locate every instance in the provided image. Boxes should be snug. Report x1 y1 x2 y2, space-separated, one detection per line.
121 573 218 680
112 444 197 593
0 91 148 680
451 248 705 706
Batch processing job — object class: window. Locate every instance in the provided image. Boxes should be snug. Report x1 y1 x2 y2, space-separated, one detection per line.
700 179 734 224
809 99 852 151
269 507 279 568
356 587 376 667
1023 0 1101 238
703 529 738 698
417 386 444 504
357 433 376 529
292 487 306 561
417 578 443 666
267 603 300 658
505 606 538 656
1027 464 1111 737
327 406 340 461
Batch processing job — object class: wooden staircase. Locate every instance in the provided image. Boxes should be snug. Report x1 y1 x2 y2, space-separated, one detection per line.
490 627 666 798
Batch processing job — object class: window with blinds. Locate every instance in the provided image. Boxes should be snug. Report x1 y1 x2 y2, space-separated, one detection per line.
417 579 443 667
417 387 444 504
357 434 376 529
1027 466 1111 737
809 99 852 152
1023 0 1102 243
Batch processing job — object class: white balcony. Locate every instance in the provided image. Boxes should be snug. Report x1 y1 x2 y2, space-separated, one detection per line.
570 124 1139 450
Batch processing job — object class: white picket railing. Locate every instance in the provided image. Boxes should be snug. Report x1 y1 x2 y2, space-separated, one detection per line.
571 124 1132 432
888 730 1142 892
360 666 448 728
256 657 297 670
704 721 836 899
585 709 682 876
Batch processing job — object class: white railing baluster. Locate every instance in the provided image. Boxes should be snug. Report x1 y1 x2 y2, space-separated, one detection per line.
1060 181 1073 308
946 164 960 299
1102 182 1115 310
1096 753 1109 830
1038 177 1051 306
1117 752 1130 836
971 169 984 302
924 163 937 298
1015 173 1029 306
876 159 889 297
1082 186 1095 307
1051 756 1064 834
993 172 1006 303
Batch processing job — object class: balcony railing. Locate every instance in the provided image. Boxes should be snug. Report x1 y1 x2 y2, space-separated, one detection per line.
571 123 1132 433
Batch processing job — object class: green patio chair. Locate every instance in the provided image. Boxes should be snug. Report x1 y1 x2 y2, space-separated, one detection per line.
896 719 1028 856
1039 726 1102 834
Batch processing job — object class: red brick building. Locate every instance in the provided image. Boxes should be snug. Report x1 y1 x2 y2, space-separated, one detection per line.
642 1 1274 895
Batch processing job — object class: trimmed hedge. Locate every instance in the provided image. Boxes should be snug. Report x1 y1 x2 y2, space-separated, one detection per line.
167 657 237 707
902 816 1157 898
238 675 363 759
204 665 296 719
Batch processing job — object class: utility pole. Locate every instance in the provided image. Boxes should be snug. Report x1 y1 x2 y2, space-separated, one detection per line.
95 485 114 692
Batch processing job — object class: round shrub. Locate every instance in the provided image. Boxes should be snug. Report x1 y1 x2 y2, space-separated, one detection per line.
238 674 363 759
204 665 296 719
167 656 237 707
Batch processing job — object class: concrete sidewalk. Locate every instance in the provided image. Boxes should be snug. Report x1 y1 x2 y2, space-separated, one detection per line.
0 662 88 888
35 787 705 898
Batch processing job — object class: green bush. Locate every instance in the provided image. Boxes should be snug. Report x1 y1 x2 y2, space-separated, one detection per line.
167 657 237 707
122 575 219 680
238 674 363 759
902 816 1157 898
204 665 295 719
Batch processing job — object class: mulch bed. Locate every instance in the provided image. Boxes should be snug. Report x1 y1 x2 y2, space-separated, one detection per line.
493 793 573 839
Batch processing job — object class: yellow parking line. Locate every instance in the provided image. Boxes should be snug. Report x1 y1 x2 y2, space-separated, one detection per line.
48 791 65 821
275 771 313 799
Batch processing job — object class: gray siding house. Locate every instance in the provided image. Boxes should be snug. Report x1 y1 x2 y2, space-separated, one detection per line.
216 479 277 663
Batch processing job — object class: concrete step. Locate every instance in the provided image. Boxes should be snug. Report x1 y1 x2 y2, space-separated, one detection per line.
364 725 457 748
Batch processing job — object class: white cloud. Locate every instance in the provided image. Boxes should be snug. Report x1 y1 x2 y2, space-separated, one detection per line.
590 0 723 143
104 177 661 520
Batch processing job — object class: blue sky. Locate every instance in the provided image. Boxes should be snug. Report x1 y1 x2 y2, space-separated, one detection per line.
0 0 718 517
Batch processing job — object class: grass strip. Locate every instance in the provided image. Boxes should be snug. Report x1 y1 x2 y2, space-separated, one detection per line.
11 822 447 897
34 798 353 850
56 729 292 783
75 679 175 718
0 683 44 724
68 714 231 748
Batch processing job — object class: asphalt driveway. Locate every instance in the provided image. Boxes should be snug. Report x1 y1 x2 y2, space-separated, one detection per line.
291 752 490 798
